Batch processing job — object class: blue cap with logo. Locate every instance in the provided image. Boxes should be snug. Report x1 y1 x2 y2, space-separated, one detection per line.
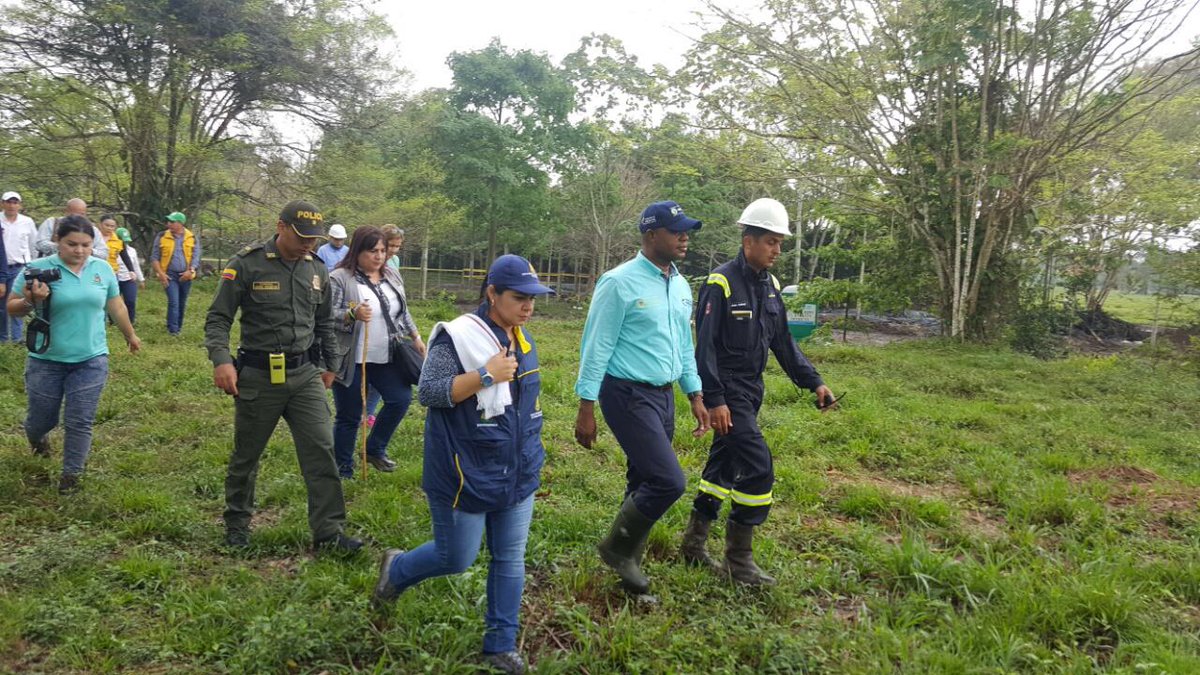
487 254 556 295
638 200 702 233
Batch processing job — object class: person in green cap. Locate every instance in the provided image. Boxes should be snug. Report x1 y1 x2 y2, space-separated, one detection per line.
203 199 362 553
100 219 145 325
151 211 201 335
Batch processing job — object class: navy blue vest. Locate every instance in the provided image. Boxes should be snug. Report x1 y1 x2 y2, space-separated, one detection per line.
422 310 544 512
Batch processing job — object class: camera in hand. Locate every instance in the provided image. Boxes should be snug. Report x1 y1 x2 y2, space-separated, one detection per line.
24 267 62 284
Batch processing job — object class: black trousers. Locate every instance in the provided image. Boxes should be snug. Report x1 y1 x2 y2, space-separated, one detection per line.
693 375 774 526
599 375 686 521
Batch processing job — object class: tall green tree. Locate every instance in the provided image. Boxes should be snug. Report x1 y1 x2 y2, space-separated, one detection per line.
1 0 391 247
685 0 1200 338
437 39 584 262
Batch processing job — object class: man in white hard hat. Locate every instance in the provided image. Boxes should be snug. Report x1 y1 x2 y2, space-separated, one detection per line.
316 223 349 271
681 197 837 585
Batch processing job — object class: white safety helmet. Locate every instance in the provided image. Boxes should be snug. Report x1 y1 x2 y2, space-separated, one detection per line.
737 198 791 237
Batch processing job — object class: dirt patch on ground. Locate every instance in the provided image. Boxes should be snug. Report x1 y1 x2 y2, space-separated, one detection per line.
519 565 632 660
1068 465 1199 535
824 469 965 501
823 470 1008 539
812 594 865 625
0 639 48 675
960 509 1008 539
520 572 582 659
1069 465 1161 485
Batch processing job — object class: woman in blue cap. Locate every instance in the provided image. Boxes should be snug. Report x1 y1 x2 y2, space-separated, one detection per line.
372 254 553 675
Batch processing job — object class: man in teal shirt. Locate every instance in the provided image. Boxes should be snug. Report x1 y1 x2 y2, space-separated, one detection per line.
575 200 711 597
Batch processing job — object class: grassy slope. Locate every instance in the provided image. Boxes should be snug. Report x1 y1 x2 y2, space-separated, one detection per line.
1 280 1198 673
1098 292 1200 328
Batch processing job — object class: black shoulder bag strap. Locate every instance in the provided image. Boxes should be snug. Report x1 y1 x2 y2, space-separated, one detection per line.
358 274 402 340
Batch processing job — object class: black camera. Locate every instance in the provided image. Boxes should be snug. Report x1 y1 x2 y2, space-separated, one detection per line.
24 267 62 284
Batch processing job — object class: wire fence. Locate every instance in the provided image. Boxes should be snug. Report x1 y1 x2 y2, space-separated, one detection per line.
196 259 595 299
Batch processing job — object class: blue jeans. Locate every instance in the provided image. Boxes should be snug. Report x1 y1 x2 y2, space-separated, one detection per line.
388 494 535 653
118 279 139 325
3 263 25 342
24 355 109 476
165 274 191 334
365 385 382 418
331 361 413 476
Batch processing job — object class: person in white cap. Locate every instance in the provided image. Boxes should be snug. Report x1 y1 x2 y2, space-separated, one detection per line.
2 191 38 342
316 223 349 271
679 197 837 586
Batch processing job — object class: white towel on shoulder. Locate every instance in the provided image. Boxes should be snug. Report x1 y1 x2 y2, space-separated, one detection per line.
427 314 512 419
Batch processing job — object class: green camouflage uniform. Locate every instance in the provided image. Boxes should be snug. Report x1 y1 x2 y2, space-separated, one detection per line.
204 236 346 541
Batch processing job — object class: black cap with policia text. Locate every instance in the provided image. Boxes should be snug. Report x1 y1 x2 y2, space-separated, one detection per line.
279 200 327 238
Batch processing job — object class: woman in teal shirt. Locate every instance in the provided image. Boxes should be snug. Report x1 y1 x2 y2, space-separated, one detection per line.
6 216 141 494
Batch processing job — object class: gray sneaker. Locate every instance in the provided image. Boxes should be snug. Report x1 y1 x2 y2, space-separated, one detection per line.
57 473 81 495
371 548 404 608
482 651 526 675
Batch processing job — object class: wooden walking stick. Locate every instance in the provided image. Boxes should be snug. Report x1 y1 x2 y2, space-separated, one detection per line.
360 313 370 481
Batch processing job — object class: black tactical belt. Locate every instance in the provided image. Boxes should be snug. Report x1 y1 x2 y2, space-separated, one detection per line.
610 376 672 392
237 350 309 369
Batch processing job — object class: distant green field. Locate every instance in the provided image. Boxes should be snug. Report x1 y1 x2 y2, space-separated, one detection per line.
2 281 1198 673
1099 291 1200 327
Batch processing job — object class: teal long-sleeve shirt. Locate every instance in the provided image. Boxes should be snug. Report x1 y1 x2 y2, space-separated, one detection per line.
575 251 703 401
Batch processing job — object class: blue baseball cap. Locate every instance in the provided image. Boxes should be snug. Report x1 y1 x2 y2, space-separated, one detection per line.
487 255 555 295
638 200 702 233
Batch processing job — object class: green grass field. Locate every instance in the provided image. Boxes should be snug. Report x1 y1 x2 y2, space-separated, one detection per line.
2 281 1199 673
1097 292 1200 328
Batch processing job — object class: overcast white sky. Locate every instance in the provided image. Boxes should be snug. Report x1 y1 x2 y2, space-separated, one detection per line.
382 0 1199 92
383 0 725 91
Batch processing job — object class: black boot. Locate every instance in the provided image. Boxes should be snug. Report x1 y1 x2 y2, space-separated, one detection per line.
597 496 656 594
724 521 777 586
679 510 718 570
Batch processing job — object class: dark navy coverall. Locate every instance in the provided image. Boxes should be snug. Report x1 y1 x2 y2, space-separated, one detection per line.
693 250 824 526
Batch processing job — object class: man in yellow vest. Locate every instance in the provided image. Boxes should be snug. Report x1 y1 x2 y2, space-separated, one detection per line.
151 211 201 336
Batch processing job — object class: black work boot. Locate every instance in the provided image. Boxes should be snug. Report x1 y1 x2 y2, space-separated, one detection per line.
597 496 656 595
724 521 777 586
679 510 718 570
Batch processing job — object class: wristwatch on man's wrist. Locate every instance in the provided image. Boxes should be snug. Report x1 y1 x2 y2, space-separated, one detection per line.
477 366 495 387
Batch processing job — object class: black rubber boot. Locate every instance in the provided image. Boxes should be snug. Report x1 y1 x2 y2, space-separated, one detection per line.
597 496 656 594
724 521 777 586
679 510 718 570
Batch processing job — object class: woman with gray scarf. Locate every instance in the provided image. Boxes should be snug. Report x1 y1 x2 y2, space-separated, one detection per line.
329 226 425 478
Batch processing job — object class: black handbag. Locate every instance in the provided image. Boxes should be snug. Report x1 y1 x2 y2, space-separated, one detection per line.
390 337 423 385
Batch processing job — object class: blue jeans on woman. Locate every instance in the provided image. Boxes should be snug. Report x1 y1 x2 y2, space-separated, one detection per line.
24 355 109 476
387 494 535 654
331 361 413 477
165 274 191 335
118 279 139 325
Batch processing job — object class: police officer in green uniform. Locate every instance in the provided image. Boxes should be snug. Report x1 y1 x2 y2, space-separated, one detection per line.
204 200 362 552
